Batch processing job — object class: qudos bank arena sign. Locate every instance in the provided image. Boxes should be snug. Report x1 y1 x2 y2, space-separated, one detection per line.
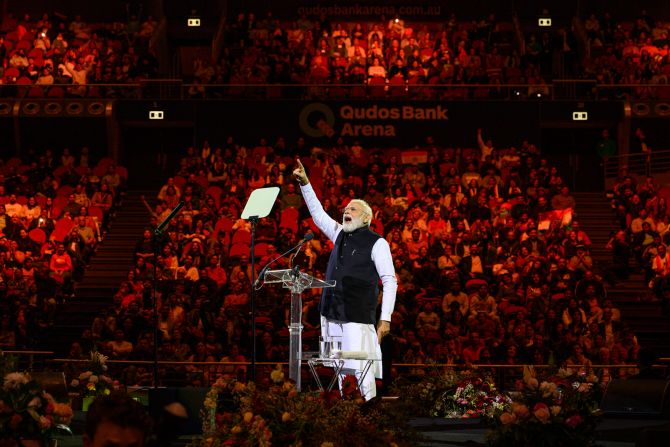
298 102 449 138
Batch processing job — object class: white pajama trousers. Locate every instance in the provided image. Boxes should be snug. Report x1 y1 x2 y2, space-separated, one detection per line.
321 316 382 400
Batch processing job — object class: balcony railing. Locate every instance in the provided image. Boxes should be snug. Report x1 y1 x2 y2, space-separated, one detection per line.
604 149 670 181
1 80 669 101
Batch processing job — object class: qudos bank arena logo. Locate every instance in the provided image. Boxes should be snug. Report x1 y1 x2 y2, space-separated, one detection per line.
299 103 336 138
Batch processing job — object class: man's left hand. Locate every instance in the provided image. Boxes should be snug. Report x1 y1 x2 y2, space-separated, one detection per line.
377 320 390 343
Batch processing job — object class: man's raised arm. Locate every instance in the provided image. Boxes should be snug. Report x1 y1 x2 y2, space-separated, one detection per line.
293 159 340 242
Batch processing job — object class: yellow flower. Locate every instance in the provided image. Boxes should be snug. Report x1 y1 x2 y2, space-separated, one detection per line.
525 377 539 390
87 383 96 391
270 368 285 384
282 412 292 422
231 425 242 434
243 411 254 423
234 382 246 393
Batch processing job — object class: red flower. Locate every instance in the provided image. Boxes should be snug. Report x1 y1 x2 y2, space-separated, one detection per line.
341 375 359 397
9 413 22 429
565 415 583 428
533 403 549 412
320 389 342 404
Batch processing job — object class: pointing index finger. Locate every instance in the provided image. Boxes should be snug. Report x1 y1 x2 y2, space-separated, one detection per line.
296 158 304 170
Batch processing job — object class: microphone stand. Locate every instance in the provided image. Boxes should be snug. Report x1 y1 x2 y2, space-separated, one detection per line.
290 241 305 280
151 201 184 388
249 215 259 382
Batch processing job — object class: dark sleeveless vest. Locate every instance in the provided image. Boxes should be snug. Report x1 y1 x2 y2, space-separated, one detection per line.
321 226 381 324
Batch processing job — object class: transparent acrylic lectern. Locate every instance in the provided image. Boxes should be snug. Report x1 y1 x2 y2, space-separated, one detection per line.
263 269 335 391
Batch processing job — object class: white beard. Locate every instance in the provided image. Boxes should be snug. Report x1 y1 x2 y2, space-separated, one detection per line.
342 215 366 233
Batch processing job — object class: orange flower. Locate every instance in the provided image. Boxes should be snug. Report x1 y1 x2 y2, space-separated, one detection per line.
499 412 517 425
533 403 551 423
511 402 530 419
53 402 74 425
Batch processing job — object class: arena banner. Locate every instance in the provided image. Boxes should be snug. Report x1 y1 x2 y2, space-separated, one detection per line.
115 100 623 149
228 0 666 21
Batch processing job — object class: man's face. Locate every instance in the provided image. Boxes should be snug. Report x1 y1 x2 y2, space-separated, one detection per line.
83 421 145 447
342 201 368 233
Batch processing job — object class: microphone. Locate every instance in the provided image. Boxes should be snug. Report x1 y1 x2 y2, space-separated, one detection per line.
290 232 314 277
255 232 314 287
154 201 184 235
299 232 315 244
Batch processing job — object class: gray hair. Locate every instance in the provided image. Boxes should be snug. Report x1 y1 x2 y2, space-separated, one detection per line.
349 199 373 226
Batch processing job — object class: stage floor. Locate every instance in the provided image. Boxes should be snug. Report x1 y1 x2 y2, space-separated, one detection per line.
412 417 670 447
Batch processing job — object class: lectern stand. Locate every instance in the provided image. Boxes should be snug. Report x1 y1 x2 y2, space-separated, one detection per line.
262 269 335 391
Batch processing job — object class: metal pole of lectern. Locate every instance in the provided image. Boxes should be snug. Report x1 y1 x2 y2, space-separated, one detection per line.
261 269 334 391
241 187 279 382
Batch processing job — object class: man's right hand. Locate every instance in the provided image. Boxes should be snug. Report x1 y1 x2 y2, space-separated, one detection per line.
293 159 309 186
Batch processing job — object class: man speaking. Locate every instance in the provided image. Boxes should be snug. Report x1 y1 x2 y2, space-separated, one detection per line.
293 159 397 400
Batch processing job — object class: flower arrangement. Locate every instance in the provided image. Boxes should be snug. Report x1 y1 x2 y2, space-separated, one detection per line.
391 367 508 420
69 351 120 398
197 365 420 447
389 367 463 418
487 367 603 447
433 376 510 419
0 372 73 443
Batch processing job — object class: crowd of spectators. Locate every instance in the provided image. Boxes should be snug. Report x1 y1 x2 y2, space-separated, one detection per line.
0 149 123 348
72 130 644 388
608 170 670 303
583 10 670 99
203 10 668 100
204 12 552 100
0 10 158 97
1 8 668 101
